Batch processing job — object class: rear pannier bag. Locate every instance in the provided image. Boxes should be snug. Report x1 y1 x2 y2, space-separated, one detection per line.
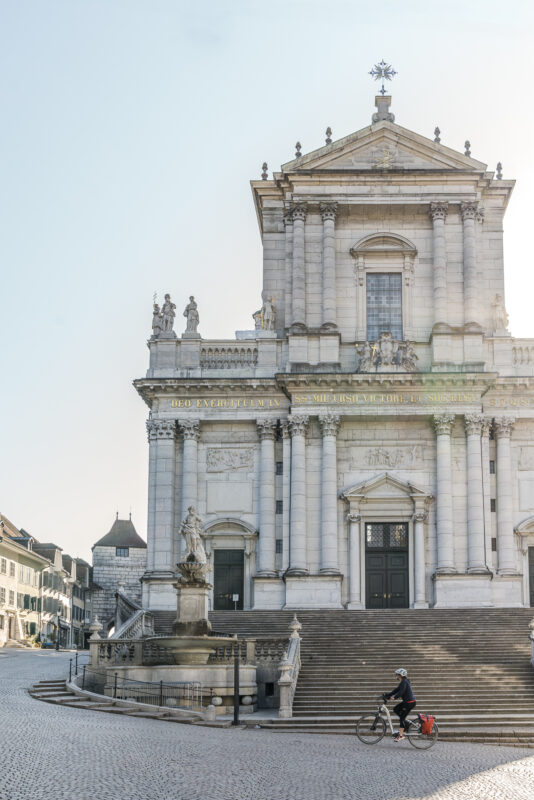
419 714 435 735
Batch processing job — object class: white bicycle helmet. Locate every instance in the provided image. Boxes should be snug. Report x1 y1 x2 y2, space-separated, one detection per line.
395 668 408 677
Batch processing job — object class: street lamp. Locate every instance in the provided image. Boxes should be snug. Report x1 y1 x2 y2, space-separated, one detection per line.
56 606 62 651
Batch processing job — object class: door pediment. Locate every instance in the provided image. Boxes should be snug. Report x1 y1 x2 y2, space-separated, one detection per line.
341 471 431 503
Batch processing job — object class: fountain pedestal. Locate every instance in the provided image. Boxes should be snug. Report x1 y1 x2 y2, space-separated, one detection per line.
173 580 212 637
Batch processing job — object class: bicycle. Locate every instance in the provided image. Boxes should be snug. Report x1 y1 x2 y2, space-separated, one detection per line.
356 695 439 749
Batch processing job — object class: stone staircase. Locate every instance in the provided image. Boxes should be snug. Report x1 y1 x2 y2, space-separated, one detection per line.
201 608 534 746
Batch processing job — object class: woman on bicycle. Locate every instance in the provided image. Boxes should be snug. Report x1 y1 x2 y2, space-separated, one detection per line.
385 668 416 742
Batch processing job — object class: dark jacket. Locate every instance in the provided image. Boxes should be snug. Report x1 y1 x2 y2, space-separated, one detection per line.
387 677 415 703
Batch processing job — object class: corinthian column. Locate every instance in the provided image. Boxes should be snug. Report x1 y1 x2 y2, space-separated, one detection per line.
464 413 487 573
461 202 484 327
413 512 428 608
320 203 338 330
178 419 200 559
291 204 307 330
256 418 278 576
287 415 309 575
319 414 340 573
283 209 294 329
433 413 456 573
494 416 517 574
146 419 177 574
429 203 448 326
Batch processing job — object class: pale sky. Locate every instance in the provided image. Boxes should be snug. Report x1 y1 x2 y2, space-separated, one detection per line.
2 0 534 561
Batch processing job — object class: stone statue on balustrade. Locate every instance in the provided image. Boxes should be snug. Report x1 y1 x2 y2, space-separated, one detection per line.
492 293 510 335
182 296 201 339
151 302 162 339
177 506 208 584
253 291 276 336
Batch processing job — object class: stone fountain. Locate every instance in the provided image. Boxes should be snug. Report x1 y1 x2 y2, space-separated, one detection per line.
146 506 235 665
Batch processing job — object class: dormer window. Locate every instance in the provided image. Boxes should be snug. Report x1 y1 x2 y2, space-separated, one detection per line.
116 547 129 557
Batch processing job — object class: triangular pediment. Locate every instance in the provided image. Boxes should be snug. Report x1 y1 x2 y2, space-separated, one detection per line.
281 121 487 174
341 472 431 501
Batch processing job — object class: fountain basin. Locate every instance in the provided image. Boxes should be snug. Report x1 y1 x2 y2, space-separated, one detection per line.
146 635 234 665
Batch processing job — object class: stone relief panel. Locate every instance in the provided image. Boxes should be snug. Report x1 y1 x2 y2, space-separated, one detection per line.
350 445 424 469
206 448 254 472
518 448 534 470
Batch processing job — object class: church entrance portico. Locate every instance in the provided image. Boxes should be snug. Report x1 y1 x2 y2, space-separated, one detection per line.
342 473 433 609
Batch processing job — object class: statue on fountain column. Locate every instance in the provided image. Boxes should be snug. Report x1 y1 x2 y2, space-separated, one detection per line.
177 506 209 584
180 506 207 564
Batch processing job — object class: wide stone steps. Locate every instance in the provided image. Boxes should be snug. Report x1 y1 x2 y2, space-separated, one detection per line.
202 609 534 743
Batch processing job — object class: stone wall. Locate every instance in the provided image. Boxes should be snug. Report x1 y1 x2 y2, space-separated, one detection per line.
92 546 146 626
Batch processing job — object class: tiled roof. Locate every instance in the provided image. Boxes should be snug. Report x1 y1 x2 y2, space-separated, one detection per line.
92 518 146 549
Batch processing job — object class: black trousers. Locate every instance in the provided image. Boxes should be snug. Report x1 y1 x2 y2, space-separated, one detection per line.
394 700 416 729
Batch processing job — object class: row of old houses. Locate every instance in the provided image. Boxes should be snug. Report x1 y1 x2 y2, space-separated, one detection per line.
0 512 147 648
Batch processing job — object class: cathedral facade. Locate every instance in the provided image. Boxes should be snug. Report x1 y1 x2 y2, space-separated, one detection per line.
135 94 534 612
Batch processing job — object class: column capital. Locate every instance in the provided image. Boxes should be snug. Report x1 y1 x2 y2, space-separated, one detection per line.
481 416 493 437
347 512 361 524
413 512 427 523
494 416 515 439
257 418 278 440
464 413 484 436
146 418 177 441
280 420 291 439
429 202 448 222
283 207 294 226
460 202 484 223
178 418 200 441
320 202 338 222
291 202 308 222
433 413 455 435
318 413 340 437
288 415 309 437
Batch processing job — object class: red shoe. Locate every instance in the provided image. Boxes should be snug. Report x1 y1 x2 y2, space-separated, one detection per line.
393 732 405 742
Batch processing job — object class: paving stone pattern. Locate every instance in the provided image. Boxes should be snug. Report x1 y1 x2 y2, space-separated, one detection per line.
1 650 534 800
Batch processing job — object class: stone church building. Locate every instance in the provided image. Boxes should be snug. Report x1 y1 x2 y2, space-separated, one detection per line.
135 93 534 613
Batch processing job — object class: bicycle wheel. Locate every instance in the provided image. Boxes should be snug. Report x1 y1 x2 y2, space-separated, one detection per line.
356 714 386 744
406 720 439 750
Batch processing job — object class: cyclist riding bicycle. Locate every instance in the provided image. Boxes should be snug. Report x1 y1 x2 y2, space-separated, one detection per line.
384 668 416 742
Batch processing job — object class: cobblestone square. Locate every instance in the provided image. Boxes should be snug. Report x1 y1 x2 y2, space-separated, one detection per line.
1 650 534 800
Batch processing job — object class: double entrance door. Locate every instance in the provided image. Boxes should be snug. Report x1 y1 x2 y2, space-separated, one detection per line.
213 549 244 610
365 522 409 609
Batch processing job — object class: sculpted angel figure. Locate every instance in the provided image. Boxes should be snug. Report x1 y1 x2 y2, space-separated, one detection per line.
161 294 176 332
184 296 200 333
180 506 206 564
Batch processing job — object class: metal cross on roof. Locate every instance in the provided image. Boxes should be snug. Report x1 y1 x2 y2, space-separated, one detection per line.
369 60 397 95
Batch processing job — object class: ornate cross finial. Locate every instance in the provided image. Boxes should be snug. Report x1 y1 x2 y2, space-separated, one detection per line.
261 162 268 180
295 141 302 158
434 127 441 143
496 162 503 180
325 127 332 145
369 60 397 95
464 140 471 157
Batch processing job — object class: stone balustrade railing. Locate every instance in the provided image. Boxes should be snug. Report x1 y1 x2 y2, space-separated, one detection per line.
278 614 302 719
91 638 144 667
201 345 258 369
111 609 155 640
529 619 534 668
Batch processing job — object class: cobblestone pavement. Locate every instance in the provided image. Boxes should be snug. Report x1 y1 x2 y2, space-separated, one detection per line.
1 649 534 800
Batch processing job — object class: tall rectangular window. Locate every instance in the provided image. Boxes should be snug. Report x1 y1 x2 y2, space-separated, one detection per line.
366 273 402 341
